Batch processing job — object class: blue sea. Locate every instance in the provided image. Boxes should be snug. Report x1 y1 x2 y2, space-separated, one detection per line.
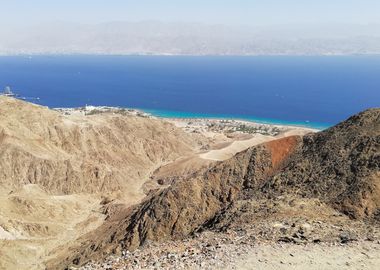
1 55 380 129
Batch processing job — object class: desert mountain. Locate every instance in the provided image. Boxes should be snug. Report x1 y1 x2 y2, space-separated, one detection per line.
49 108 380 269
0 96 207 270
0 96 201 197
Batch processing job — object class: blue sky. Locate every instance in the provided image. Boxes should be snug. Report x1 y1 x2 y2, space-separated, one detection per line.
1 0 380 27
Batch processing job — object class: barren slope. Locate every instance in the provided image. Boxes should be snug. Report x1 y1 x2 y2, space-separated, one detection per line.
261 108 380 219
51 108 380 269
0 96 201 197
0 185 104 270
0 96 206 270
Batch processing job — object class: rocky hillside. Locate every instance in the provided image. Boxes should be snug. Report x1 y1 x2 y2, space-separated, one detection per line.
46 140 279 268
0 96 201 196
50 108 380 269
261 108 380 219
0 96 210 270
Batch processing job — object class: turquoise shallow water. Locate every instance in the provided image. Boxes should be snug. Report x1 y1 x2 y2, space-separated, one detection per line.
143 108 330 130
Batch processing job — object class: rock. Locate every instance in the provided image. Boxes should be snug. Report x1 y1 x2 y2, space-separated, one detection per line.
278 237 296 243
300 223 312 232
339 232 357 244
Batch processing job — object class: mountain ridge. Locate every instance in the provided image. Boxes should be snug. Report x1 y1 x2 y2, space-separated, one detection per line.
47 108 380 269
1 21 380 56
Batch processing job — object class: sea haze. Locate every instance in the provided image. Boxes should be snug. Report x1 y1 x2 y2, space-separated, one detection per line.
0 55 379 129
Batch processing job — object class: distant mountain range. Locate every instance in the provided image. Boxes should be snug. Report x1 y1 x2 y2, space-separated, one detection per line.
1 21 380 55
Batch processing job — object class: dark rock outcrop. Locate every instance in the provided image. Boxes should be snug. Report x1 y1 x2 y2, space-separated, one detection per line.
263 108 380 218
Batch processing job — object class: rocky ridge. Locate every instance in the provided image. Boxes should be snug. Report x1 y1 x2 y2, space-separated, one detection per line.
51 108 380 269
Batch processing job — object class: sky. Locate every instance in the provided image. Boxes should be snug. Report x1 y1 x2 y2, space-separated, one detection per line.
1 0 380 28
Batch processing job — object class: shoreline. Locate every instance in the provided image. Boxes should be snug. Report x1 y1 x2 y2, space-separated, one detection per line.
53 105 318 162
139 108 330 130
53 105 328 131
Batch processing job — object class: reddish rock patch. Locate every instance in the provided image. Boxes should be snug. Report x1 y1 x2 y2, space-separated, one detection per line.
265 135 301 170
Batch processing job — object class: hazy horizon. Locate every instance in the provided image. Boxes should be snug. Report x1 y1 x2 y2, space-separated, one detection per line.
2 0 380 27
1 1 380 55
